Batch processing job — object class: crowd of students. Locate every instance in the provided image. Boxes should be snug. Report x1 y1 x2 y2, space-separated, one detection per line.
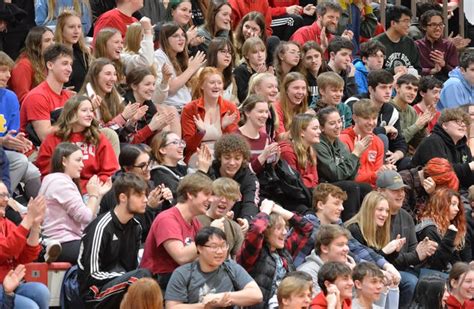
0 0 473 308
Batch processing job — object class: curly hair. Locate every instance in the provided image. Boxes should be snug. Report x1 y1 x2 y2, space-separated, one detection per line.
214 134 251 166
419 188 466 250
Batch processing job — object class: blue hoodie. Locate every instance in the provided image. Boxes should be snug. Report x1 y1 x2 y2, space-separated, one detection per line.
353 58 368 94
438 67 474 110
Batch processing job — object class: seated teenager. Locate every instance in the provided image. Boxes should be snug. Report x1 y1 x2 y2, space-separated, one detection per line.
315 106 372 221
354 40 386 95
149 131 212 205
207 38 239 103
93 27 127 84
302 41 328 108
273 41 303 84
181 67 239 166
54 10 91 92
121 67 180 144
40 142 112 264
205 135 256 225
311 261 353 309
141 173 213 291
294 183 401 285
273 72 310 141
352 262 389 309
247 73 279 140
326 37 357 102
121 18 155 75
20 43 73 147
10 26 54 104
409 276 449 309
197 178 244 258
234 11 267 58
276 271 314 309
0 51 41 199
340 99 395 187
233 37 271 103
446 262 474 309
415 188 471 272
155 22 206 111
297 224 355 295
35 95 119 193
412 108 474 190
78 173 152 308
279 113 320 190
314 72 352 128
196 0 232 54
237 199 314 307
165 227 263 308
99 144 173 242
413 76 442 133
237 94 280 175
0 182 50 308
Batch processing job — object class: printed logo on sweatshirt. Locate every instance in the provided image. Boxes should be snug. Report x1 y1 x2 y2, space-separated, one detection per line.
368 150 377 162
112 234 118 241
75 142 96 160
385 53 412 71
0 114 6 134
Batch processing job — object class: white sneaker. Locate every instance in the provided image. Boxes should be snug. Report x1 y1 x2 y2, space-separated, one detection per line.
44 240 62 263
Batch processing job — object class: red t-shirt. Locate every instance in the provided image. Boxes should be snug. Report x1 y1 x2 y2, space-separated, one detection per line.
19 81 71 134
93 8 138 47
9 56 36 104
413 104 440 133
140 206 202 275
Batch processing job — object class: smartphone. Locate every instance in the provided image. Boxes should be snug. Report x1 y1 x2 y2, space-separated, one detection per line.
86 83 101 120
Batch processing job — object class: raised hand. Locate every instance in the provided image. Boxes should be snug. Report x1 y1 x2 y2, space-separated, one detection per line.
303 4 316 15
222 111 237 129
3 264 26 295
193 114 206 132
196 144 212 173
161 63 173 84
188 51 206 72
122 103 141 120
353 134 371 157
320 27 329 51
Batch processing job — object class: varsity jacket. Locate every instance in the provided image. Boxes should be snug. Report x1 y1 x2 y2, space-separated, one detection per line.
78 210 141 297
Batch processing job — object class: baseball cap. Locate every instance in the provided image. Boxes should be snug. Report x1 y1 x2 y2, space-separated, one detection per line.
376 170 409 190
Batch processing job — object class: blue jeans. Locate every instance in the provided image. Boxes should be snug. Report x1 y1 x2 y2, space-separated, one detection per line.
399 271 418 309
0 282 50 309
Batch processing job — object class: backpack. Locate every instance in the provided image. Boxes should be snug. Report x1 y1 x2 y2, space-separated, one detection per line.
258 160 313 215
60 265 85 309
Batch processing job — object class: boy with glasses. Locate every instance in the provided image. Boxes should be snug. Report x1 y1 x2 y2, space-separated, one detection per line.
165 226 262 308
415 10 459 82
373 5 421 75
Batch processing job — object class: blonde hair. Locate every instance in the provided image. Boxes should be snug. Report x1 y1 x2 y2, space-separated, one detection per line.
345 191 391 250
241 37 266 66
277 275 313 306
45 0 90 24
55 10 91 62
317 71 344 90
124 22 143 54
289 113 317 169
280 72 308 133
212 177 241 201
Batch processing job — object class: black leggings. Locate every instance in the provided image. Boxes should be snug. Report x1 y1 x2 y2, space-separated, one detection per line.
58 240 82 264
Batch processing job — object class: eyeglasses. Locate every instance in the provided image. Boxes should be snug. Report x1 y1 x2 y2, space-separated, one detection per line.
451 119 467 127
427 23 445 29
133 161 151 171
202 243 229 252
165 139 186 147
218 49 232 55
0 192 10 199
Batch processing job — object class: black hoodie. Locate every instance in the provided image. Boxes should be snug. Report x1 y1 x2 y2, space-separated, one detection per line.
411 124 474 189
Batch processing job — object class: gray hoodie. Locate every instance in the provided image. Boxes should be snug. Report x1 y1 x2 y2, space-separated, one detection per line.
296 250 325 294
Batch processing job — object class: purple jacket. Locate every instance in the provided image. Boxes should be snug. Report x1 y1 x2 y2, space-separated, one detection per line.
415 37 458 81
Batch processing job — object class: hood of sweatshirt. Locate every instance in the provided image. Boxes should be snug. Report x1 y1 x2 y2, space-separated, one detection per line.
432 123 468 148
353 58 367 74
446 67 474 94
304 249 325 266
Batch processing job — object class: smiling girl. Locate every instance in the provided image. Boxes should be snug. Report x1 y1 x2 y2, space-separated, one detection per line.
197 0 232 53
207 37 238 103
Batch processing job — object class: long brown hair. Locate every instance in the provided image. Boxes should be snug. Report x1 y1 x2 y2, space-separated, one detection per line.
204 0 232 36
234 11 267 57
19 26 53 86
273 41 303 82
289 113 316 169
55 10 91 63
79 58 124 124
159 22 189 80
207 37 234 89
55 95 101 146
419 188 466 249
280 72 308 131
94 28 125 82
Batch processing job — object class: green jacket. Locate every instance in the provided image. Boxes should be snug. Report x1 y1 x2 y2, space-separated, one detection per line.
390 100 426 148
314 133 360 182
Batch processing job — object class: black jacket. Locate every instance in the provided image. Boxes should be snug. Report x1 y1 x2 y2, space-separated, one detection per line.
207 160 259 221
233 62 256 103
78 210 141 297
64 44 89 92
411 124 474 190
149 163 188 206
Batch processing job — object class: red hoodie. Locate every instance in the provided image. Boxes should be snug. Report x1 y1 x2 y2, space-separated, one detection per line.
446 294 474 309
311 291 352 309
228 0 273 37
290 21 335 50
279 139 318 188
0 218 41 281
339 127 384 187
35 132 119 193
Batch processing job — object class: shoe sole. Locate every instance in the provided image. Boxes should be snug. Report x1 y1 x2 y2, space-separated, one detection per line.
45 244 61 263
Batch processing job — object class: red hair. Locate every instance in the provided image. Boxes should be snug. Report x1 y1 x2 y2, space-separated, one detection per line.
423 157 459 191
191 66 224 99
419 188 466 249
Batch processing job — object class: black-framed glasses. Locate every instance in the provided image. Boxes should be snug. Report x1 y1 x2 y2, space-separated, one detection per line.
451 119 467 127
202 243 229 252
133 161 151 171
165 139 186 147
